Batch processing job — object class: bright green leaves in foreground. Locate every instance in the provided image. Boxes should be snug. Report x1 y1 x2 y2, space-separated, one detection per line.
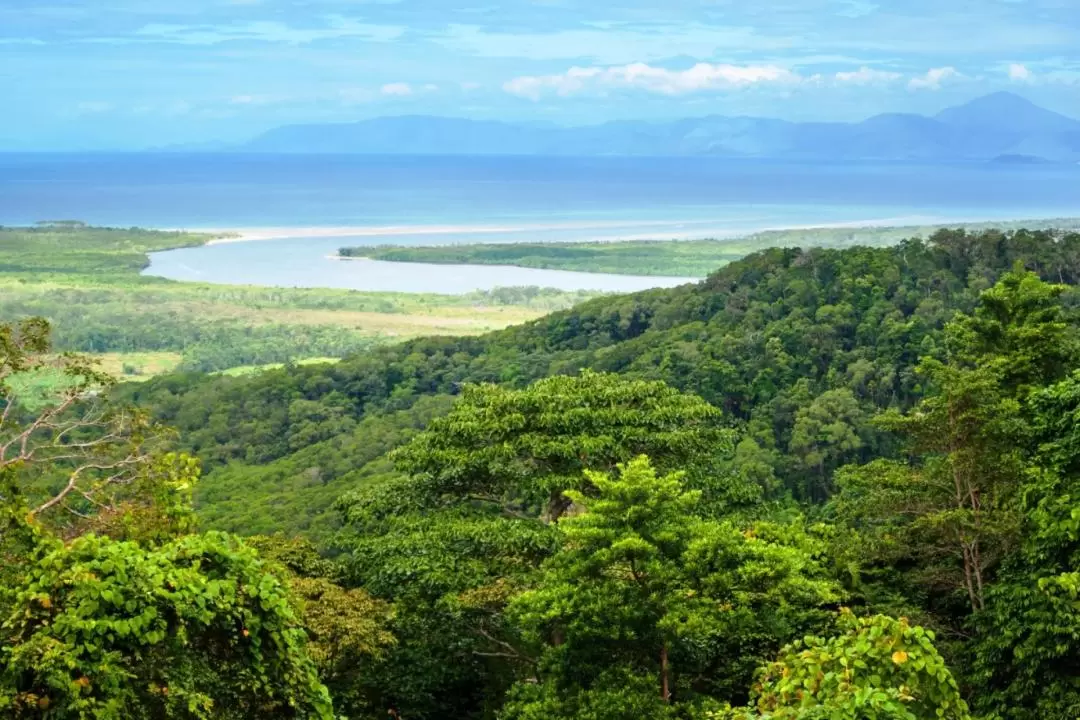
501 457 840 719
723 612 970 720
0 532 331 719
1 319 337 719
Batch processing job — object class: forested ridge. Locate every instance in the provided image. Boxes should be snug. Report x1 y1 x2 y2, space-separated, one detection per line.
7 227 1080 718
126 228 1080 518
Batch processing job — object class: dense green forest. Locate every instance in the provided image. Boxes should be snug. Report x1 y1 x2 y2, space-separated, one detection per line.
0 225 592 375
345 217 1080 277
8 226 1080 718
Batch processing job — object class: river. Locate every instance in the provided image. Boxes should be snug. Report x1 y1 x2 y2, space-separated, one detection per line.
143 234 700 293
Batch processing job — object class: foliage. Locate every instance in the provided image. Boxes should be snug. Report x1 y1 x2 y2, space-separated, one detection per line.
833 363 1026 614
1 321 337 719
0 531 332 719
722 611 970 720
390 370 736 520
945 264 1076 395
58 226 1080 717
132 228 1080 539
1 317 169 528
193 394 455 543
347 218 1080 278
502 457 840 718
246 536 396 719
834 268 1073 624
962 373 1080 720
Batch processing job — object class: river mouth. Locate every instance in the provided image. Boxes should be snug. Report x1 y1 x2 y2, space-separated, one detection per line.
143 234 700 294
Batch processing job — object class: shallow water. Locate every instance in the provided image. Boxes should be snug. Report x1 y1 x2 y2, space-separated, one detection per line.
143 235 699 294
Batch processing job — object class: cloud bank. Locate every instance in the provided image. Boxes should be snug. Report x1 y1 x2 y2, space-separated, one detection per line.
505 62 960 99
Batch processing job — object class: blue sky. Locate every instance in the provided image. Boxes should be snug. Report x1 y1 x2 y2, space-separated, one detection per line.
2 0 1079 150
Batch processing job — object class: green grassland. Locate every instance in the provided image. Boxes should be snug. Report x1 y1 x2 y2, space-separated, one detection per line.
0 224 598 376
347 216 1080 277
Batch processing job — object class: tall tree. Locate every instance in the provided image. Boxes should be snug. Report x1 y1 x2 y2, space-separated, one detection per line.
390 370 737 521
833 269 1073 615
501 457 839 719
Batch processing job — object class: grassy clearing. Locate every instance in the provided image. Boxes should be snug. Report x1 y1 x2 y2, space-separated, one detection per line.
216 357 342 377
93 352 185 380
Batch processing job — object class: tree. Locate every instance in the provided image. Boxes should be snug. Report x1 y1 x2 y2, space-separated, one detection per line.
1 318 159 524
391 370 735 522
963 374 1080 720
1 320 334 718
501 457 839 719
832 271 1074 615
246 537 396 720
722 611 970 720
789 388 868 500
945 265 1075 396
0 531 332 719
834 362 1025 614
335 488 557 720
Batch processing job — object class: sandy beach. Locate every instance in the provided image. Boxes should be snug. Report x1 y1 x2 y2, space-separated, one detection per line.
195 219 742 245
189 214 963 247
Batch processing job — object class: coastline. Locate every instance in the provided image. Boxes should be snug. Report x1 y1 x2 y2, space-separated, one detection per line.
182 212 1079 248
194 219 754 246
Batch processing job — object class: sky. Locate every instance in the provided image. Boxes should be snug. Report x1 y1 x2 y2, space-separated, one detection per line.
2 0 1079 150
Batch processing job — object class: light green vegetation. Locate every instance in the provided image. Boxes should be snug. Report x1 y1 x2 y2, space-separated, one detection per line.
0 224 599 376
215 357 341 377
97 351 185 379
346 216 1080 277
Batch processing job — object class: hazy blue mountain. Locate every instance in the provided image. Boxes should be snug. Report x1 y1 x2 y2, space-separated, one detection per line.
936 91 1080 134
238 92 1080 162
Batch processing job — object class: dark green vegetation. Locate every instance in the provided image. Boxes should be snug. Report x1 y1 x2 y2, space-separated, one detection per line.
0 225 593 375
8 226 1080 718
345 217 1080 277
344 239 744 277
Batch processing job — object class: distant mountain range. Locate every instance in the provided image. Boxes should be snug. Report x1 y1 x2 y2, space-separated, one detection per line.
234 93 1080 163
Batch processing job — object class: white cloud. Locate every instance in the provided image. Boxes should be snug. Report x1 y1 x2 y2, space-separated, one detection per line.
381 82 413 96
907 66 961 90
1008 63 1033 81
834 66 902 85
504 62 801 100
460 82 482 91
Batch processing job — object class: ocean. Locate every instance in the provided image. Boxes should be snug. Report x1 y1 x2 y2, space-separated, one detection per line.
2 153 1078 229
4 153 1079 293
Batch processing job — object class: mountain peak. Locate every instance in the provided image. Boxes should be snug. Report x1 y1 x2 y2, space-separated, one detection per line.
936 92 1079 132
236 94 1080 162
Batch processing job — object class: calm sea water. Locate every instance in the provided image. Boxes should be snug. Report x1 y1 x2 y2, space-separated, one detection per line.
3 153 1079 293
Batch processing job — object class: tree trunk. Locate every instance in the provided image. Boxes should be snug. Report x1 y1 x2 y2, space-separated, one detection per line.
545 491 572 524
